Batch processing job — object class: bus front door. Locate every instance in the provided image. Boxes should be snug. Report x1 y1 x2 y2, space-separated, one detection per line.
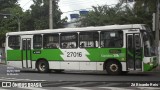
126 33 142 71
22 38 32 68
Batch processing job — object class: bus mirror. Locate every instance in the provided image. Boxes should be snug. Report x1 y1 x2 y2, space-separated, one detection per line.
110 33 115 37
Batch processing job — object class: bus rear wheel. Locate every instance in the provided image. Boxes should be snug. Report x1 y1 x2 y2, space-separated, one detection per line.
37 60 49 73
106 61 122 75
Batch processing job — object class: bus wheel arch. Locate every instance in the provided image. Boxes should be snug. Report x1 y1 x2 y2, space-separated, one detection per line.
103 59 122 75
36 58 49 73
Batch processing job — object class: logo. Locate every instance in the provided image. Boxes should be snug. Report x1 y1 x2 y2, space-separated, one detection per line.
2 82 11 87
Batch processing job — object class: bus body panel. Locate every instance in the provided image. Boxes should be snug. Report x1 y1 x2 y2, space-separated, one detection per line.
5 24 158 73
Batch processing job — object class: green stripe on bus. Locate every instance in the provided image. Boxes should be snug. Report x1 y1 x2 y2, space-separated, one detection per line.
86 48 126 62
7 50 21 61
32 49 63 61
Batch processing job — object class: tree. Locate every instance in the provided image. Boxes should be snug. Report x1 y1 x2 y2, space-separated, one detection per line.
0 0 22 47
26 0 66 30
78 0 156 28
21 10 34 31
133 0 156 27
0 0 17 11
78 3 133 27
0 0 67 47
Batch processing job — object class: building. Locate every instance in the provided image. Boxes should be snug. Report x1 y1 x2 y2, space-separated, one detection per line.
65 10 89 28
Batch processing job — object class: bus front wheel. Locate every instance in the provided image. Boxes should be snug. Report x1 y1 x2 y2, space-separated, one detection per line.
106 61 122 75
37 60 49 73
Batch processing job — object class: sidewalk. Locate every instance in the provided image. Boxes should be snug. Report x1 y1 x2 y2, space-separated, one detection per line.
0 59 6 64
153 65 160 72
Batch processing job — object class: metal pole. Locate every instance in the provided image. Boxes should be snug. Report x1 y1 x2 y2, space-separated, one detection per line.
49 0 53 29
18 20 20 32
17 17 20 32
14 15 20 32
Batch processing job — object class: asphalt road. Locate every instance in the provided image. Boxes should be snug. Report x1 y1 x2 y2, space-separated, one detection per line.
0 64 160 90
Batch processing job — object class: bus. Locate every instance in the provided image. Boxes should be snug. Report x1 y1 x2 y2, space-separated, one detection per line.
5 24 158 75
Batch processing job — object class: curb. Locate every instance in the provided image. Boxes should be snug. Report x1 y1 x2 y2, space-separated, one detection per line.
0 62 6 64
153 66 160 71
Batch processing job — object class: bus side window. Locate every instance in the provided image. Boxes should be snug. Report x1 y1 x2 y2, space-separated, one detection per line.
60 33 78 49
80 43 85 48
62 43 68 48
8 36 20 49
100 30 123 48
79 32 99 48
43 34 59 49
70 43 75 48
33 35 42 49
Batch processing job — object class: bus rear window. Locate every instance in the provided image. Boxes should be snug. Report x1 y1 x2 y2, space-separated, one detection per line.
8 36 20 49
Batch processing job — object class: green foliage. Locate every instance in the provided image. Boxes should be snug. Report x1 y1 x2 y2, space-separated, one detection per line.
0 0 67 47
133 0 156 27
28 0 66 30
0 0 20 46
79 0 156 28
0 0 17 11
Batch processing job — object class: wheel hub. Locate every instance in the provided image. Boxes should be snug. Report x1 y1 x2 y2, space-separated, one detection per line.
110 64 118 72
39 63 45 71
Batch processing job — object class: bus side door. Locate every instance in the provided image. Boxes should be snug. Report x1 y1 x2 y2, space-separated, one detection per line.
22 38 32 68
126 33 142 71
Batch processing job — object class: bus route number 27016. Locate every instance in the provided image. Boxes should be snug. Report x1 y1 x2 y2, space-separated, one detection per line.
67 52 82 57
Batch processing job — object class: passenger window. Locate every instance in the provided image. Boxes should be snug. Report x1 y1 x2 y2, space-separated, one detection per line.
33 35 42 49
8 36 20 49
60 33 78 49
43 34 59 49
79 32 99 48
101 30 123 48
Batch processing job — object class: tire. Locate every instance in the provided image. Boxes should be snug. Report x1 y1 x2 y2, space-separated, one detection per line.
53 69 64 73
122 71 129 75
37 60 49 73
106 60 122 75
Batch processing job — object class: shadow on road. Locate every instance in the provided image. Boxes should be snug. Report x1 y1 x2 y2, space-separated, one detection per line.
20 70 153 77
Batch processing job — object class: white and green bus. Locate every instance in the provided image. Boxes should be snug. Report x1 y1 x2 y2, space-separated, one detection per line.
5 24 158 75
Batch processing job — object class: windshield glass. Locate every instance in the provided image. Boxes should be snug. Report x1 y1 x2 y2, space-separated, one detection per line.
141 26 156 57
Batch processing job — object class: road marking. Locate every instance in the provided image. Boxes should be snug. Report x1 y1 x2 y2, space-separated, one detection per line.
42 81 77 87
19 87 47 90
102 83 122 87
137 87 160 90
0 77 46 81
63 82 100 87
0 88 9 90
62 87 91 90
100 87 134 90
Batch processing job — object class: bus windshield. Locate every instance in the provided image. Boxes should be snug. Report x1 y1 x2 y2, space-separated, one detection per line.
141 26 156 57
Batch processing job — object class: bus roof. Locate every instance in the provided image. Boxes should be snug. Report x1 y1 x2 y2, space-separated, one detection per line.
6 24 145 36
